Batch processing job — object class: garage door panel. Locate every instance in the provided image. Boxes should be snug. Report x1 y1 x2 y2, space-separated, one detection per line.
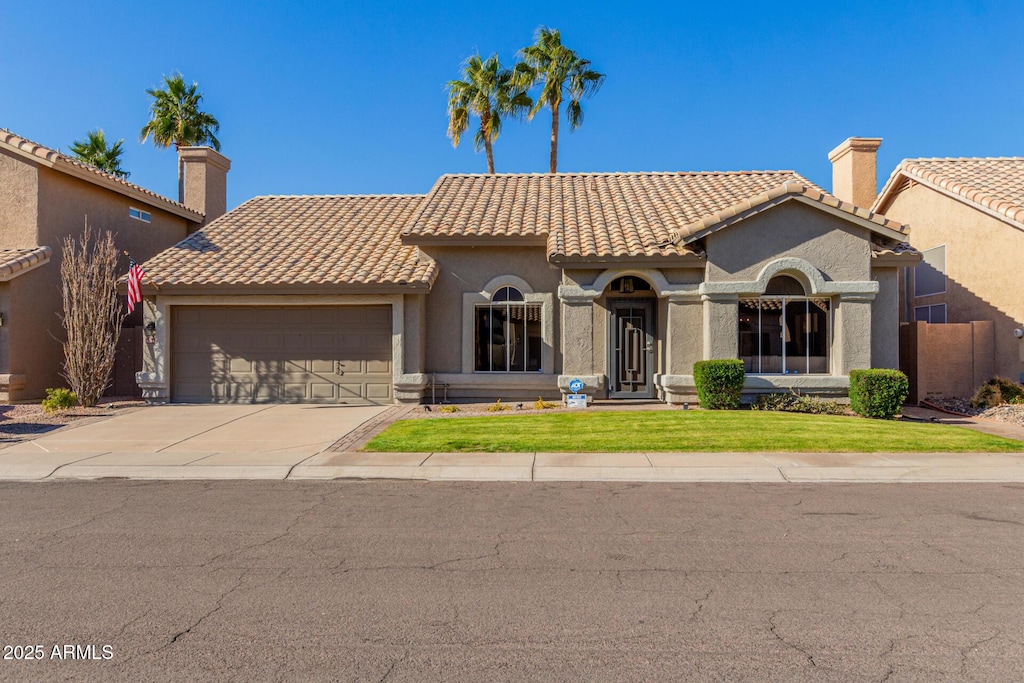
365 359 390 374
173 306 393 404
310 333 337 351
310 383 336 399
366 383 392 400
228 357 253 373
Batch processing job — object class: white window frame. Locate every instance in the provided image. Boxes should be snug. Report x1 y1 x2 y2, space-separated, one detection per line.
461 275 555 374
738 295 833 375
129 207 152 223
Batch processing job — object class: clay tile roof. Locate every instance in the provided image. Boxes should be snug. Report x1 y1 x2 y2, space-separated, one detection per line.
0 129 203 221
0 247 52 280
405 172 905 260
142 195 436 287
874 157 1024 229
870 240 919 258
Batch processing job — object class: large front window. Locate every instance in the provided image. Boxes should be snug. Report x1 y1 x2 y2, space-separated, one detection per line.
738 276 830 374
475 286 542 372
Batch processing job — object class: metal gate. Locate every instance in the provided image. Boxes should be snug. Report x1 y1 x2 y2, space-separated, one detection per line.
608 301 655 398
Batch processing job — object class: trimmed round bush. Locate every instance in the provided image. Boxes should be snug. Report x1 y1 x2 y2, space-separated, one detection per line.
848 369 909 419
693 360 745 410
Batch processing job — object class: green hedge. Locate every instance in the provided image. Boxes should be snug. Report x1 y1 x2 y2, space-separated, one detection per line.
693 360 745 410
849 369 908 419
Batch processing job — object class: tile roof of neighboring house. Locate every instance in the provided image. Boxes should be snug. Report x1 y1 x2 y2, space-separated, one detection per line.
142 194 437 288
0 129 203 222
405 172 906 260
874 157 1024 229
0 247 52 281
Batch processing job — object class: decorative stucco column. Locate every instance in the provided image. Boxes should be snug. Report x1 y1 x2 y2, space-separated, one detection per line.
701 292 739 360
836 293 874 374
557 285 603 397
136 298 169 402
657 292 704 403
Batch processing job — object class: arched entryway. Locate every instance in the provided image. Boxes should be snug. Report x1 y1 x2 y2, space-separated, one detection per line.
605 275 656 398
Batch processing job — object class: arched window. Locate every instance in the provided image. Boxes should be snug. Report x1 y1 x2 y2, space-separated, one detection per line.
738 276 831 375
475 286 542 372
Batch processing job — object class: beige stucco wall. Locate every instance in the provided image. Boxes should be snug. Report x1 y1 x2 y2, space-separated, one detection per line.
2 165 193 399
871 267 900 369
705 201 872 283
883 185 1024 382
0 149 39 248
419 245 561 399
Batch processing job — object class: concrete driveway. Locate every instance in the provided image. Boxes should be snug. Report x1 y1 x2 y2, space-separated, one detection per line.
0 404 389 479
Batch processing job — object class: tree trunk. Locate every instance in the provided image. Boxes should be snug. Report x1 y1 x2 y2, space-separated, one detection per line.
478 112 496 174
175 142 184 203
549 101 560 173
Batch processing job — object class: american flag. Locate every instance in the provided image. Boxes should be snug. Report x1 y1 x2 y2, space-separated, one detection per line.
126 257 145 313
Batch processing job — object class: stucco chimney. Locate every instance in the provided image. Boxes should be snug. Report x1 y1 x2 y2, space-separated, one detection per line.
828 137 882 208
179 146 231 225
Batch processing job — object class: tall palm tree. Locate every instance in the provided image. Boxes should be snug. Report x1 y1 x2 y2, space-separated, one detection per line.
69 130 129 179
517 28 605 173
447 54 532 174
139 71 221 196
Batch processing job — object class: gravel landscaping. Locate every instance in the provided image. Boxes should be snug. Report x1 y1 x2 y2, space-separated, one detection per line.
922 396 1024 427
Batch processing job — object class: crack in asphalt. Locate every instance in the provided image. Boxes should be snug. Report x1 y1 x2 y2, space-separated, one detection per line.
768 610 817 668
379 649 410 682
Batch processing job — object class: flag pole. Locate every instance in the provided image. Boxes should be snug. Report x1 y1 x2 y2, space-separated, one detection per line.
124 251 160 292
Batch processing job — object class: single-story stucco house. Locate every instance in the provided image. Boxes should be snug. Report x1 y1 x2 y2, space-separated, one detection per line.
135 138 919 405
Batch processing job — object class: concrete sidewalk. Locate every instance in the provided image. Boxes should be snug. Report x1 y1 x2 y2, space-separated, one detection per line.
2 448 1024 482
2 402 1023 483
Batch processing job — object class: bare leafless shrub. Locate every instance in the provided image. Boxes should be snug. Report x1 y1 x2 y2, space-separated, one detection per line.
59 223 125 407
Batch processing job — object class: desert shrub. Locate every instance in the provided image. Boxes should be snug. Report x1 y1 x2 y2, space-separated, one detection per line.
41 388 78 414
751 391 844 415
439 405 460 413
534 396 558 410
750 393 795 411
789 394 846 415
849 369 909 419
487 398 509 412
971 377 1024 409
693 360 745 410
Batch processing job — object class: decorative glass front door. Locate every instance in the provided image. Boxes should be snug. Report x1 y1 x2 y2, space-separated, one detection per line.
609 301 655 398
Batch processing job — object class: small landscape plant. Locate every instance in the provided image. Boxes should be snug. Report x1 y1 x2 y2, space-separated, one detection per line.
849 369 909 419
751 391 845 415
439 405 460 413
971 377 1024 409
487 398 509 412
534 396 558 410
41 388 78 415
693 359 745 410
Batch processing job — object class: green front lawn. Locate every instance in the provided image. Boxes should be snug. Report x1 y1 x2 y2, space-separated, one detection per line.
364 410 1024 453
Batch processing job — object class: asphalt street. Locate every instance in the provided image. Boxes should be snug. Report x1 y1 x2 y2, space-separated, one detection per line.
0 481 1022 682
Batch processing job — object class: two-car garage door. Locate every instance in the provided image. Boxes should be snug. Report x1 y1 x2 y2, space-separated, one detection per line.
172 306 392 404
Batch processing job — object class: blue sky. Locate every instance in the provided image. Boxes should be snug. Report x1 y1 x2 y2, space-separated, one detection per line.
3 1 1020 210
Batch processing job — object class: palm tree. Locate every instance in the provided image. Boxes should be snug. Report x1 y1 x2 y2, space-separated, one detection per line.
69 130 129 179
447 54 532 174
139 71 221 196
517 28 605 173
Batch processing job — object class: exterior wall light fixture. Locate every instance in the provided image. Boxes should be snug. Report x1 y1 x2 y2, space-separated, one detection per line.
144 321 157 345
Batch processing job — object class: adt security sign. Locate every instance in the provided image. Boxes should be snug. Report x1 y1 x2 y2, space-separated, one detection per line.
566 378 587 408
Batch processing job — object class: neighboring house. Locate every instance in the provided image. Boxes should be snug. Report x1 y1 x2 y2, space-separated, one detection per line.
873 156 1024 384
136 138 918 405
0 129 230 400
